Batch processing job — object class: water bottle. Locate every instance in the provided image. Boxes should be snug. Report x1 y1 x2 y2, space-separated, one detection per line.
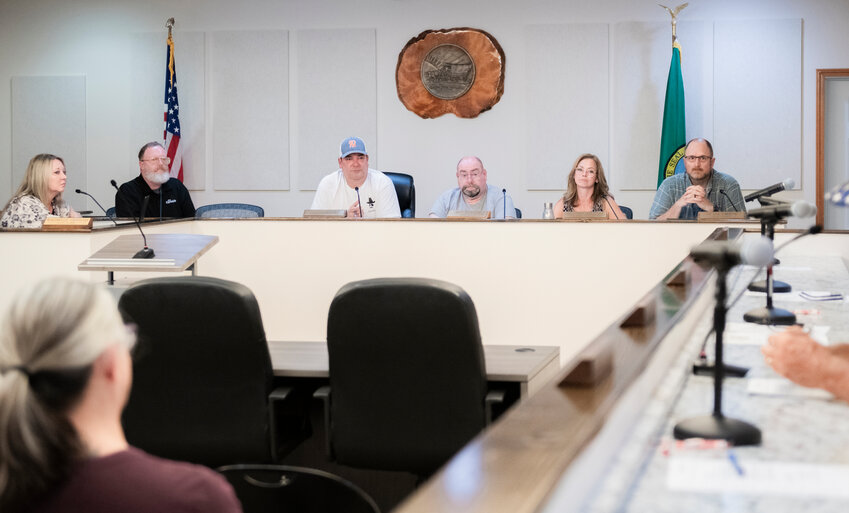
542 202 554 220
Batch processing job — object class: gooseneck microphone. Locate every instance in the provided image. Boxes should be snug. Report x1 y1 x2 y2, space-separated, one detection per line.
75 188 117 225
604 197 620 219
502 189 506 219
719 190 738 211
354 187 363 218
744 178 795 203
690 236 774 270
747 200 816 220
110 180 154 258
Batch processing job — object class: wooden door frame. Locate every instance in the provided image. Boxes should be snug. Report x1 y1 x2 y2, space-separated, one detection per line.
816 68 849 227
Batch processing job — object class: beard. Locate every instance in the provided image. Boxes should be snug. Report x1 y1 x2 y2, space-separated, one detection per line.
461 184 481 198
144 169 171 185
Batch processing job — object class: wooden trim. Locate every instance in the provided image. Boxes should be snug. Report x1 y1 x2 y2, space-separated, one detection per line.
816 69 849 228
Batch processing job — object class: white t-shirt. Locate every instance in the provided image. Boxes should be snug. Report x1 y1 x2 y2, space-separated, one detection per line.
310 168 401 218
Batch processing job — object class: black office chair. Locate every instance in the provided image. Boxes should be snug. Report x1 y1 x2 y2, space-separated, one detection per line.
217 464 380 513
119 276 294 467
105 206 116 217
316 277 503 477
383 172 415 218
196 203 265 218
514 207 522 219
618 205 633 219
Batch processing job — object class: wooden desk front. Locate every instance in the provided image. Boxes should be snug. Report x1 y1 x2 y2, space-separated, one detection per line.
269 341 560 398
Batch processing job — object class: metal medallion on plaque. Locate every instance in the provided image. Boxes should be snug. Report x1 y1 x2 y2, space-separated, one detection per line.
420 44 476 100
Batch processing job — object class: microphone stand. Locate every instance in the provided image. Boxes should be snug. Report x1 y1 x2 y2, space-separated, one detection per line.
110 180 154 259
75 189 117 225
743 215 795 325
747 196 790 292
674 261 762 445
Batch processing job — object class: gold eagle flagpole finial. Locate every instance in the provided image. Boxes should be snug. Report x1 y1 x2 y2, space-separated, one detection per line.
658 3 688 43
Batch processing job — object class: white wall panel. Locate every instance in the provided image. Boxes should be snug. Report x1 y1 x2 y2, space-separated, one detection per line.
525 24 609 191
296 29 376 191
211 30 289 191
714 19 802 191
11 76 86 211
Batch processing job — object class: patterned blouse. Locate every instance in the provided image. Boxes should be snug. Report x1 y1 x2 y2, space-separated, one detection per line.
563 197 605 213
0 194 72 229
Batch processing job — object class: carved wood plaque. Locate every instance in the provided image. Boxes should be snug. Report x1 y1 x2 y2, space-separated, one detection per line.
396 28 505 119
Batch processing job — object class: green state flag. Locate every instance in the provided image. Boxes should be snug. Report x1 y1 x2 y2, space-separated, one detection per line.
657 42 686 188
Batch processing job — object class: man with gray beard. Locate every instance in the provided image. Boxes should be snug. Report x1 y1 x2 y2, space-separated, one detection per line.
428 156 516 219
114 142 195 219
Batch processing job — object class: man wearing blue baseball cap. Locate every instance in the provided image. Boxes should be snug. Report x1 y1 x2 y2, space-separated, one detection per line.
309 137 401 218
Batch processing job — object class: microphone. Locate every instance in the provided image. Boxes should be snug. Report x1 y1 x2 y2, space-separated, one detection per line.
719 190 738 211
747 200 816 220
75 188 117 225
354 187 363 218
110 179 154 258
502 189 506 219
744 178 795 203
690 236 773 269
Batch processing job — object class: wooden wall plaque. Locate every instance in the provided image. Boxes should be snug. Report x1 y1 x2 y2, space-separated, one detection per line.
396 28 505 119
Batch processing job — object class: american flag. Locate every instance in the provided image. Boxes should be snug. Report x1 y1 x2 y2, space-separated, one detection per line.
164 33 183 181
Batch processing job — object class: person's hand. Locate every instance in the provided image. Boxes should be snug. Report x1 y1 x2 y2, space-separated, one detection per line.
347 200 361 219
762 326 828 387
680 185 713 211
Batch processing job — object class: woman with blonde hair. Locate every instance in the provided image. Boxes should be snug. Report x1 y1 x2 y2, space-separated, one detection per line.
0 278 241 513
554 153 627 220
0 154 80 228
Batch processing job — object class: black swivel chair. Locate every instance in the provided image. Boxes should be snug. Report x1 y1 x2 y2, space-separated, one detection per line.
316 277 503 478
119 276 294 467
618 205 634 219
383 172 415 218
217 464 380 513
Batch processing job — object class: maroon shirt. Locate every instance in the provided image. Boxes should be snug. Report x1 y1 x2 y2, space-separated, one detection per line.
34 447 241 513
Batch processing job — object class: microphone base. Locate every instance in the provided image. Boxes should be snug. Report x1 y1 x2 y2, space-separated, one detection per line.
133 247 155 259
692 361 749 378
743 306 796 325
748 279 791 293
673 414 761 446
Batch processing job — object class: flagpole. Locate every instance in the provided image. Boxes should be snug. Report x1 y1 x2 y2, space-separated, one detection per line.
163 17 184 182
656 3 688 188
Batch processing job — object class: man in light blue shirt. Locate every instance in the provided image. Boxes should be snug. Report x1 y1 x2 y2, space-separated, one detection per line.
429 156 516 219
649 138 746 220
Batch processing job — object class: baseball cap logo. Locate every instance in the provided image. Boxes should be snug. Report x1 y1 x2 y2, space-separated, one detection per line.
348 140 357 148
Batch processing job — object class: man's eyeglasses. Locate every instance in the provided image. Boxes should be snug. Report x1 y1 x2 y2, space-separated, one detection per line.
683 155 712 163
458 171 482 180
141 157 171 164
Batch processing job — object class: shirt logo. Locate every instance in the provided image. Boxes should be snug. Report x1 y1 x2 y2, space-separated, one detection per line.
367 197 375 208
166 199 176 204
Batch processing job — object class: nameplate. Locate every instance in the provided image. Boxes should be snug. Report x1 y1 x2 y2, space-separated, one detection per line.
42 217 93 231
559 211 606 221
303 209 347 218
447 210 491 219
697 211 746 222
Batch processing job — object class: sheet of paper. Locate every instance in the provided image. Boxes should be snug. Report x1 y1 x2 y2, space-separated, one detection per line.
747 378 834 399
667 457 849 498
723 323 829 346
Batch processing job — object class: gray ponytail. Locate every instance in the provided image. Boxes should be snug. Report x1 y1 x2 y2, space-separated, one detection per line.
0 278 132 512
